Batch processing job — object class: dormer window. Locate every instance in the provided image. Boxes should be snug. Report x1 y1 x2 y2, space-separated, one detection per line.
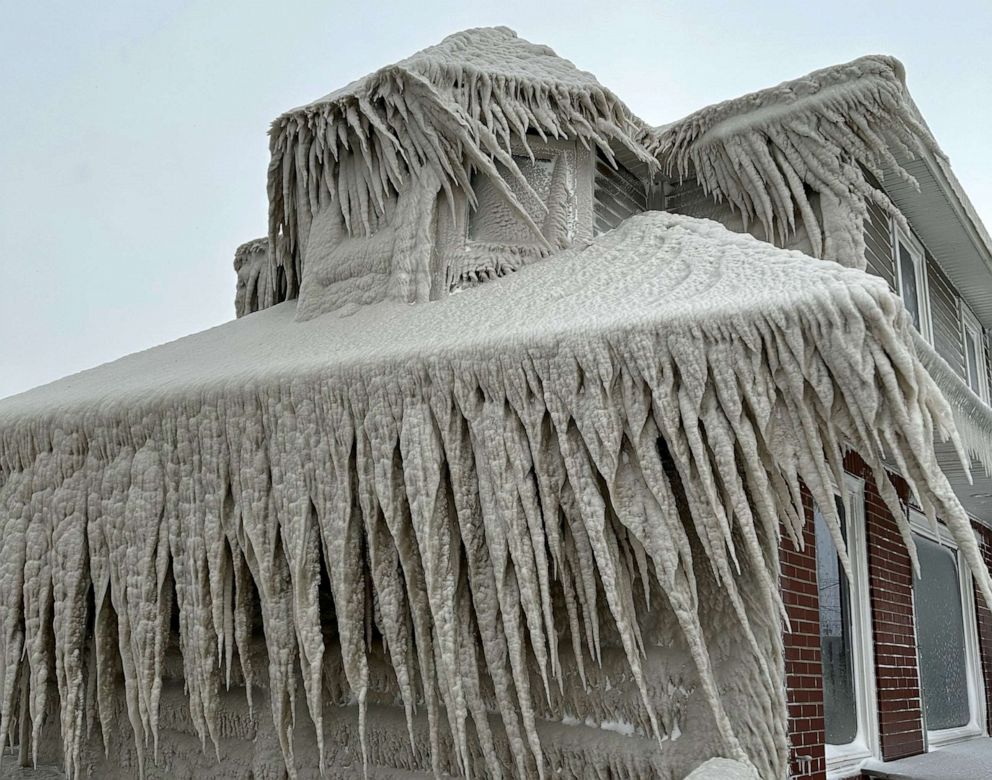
892 222 932 343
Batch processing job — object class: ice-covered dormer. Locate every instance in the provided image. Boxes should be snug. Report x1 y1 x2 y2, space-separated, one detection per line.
250 27 657 320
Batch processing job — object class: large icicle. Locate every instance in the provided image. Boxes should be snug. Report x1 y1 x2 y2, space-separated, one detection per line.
1 212 989 779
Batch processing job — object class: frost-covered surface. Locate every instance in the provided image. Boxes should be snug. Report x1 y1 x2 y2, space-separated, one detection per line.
863 736 992 779
2 211 990 778
233 238 273 318
260 31 950 321
653 55 941 269
683 757 759 780
915 332 992 478
266 26 655 305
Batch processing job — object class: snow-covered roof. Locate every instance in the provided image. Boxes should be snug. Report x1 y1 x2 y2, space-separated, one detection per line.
0 212 926 435
267 26 656 302
2 212 990 778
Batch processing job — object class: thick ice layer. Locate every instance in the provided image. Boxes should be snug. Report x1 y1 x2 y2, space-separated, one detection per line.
1 212 988 778
233 238 274 319
915 332 992 478
266 26 656 303
654 55 941 269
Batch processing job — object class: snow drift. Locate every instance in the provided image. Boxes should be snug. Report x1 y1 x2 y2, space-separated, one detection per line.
1 212 988 778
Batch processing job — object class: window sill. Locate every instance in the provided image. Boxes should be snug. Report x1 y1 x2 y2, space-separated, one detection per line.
928 724 986 749
825 743 873 780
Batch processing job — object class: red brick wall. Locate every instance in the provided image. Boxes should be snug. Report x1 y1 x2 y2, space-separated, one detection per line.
781 488 827 780
974 523 992 734
842 453 926 761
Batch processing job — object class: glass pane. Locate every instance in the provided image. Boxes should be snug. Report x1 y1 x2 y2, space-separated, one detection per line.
816 497 858 745
913 533 971 730
899 242 922 331
965 329 981 393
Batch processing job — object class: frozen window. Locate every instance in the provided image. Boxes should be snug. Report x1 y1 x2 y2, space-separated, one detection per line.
815 497 857 745
469 156 558 246
913 533 971 731
893 225 931 343
962 307 988 402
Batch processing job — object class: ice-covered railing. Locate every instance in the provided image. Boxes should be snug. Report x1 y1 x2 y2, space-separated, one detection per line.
652 55 942 269
2 213 990 778
266 26 656 303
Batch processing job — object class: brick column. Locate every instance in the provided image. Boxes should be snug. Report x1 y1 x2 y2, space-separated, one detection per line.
781 488 827 780
843 453 925 761
973 522 992 733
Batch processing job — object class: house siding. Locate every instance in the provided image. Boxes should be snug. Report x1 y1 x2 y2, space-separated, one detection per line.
864 198 895 289
593 153 647 234
927 250 966 377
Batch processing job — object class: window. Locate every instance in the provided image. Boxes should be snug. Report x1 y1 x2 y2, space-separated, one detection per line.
892 223 932 343
815 476 878 775
962 306 988 403
469 155 560 246
909 510 986 746
440 137 594 291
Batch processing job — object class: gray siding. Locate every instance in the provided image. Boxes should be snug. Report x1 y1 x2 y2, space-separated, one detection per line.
593 153 647 234
927 251 966 377
663 175 816 255
864 198 895 289
663 177 741 227
985 330 992 399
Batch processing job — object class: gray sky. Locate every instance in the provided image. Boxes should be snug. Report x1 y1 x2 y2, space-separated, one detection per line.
2 0 990 400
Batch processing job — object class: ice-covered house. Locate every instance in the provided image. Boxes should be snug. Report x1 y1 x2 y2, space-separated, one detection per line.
2 26 992 780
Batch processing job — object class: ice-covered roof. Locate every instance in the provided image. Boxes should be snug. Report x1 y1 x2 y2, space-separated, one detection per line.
0 211 911 434
3 211 991 779
267 26 656 302
652 55 939 268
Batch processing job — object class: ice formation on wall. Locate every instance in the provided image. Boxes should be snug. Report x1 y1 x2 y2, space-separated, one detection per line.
2 213 990 778
233 238 274 318
266 26 656 306
653 55 942 269
916 333 992 478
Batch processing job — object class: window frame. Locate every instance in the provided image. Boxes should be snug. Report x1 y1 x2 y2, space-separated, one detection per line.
908 509 988 748
822 475 880 779
891 221 933 345
961 305 989 403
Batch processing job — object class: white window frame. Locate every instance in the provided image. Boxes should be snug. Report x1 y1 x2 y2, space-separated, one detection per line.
962 305 989 403
908 509 987 749
891 221 933 344
823 475 880 779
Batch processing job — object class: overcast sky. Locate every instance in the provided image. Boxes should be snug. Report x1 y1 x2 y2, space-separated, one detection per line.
2 0 990 400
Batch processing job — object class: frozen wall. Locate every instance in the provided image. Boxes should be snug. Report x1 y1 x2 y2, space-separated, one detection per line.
1 213 990 779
